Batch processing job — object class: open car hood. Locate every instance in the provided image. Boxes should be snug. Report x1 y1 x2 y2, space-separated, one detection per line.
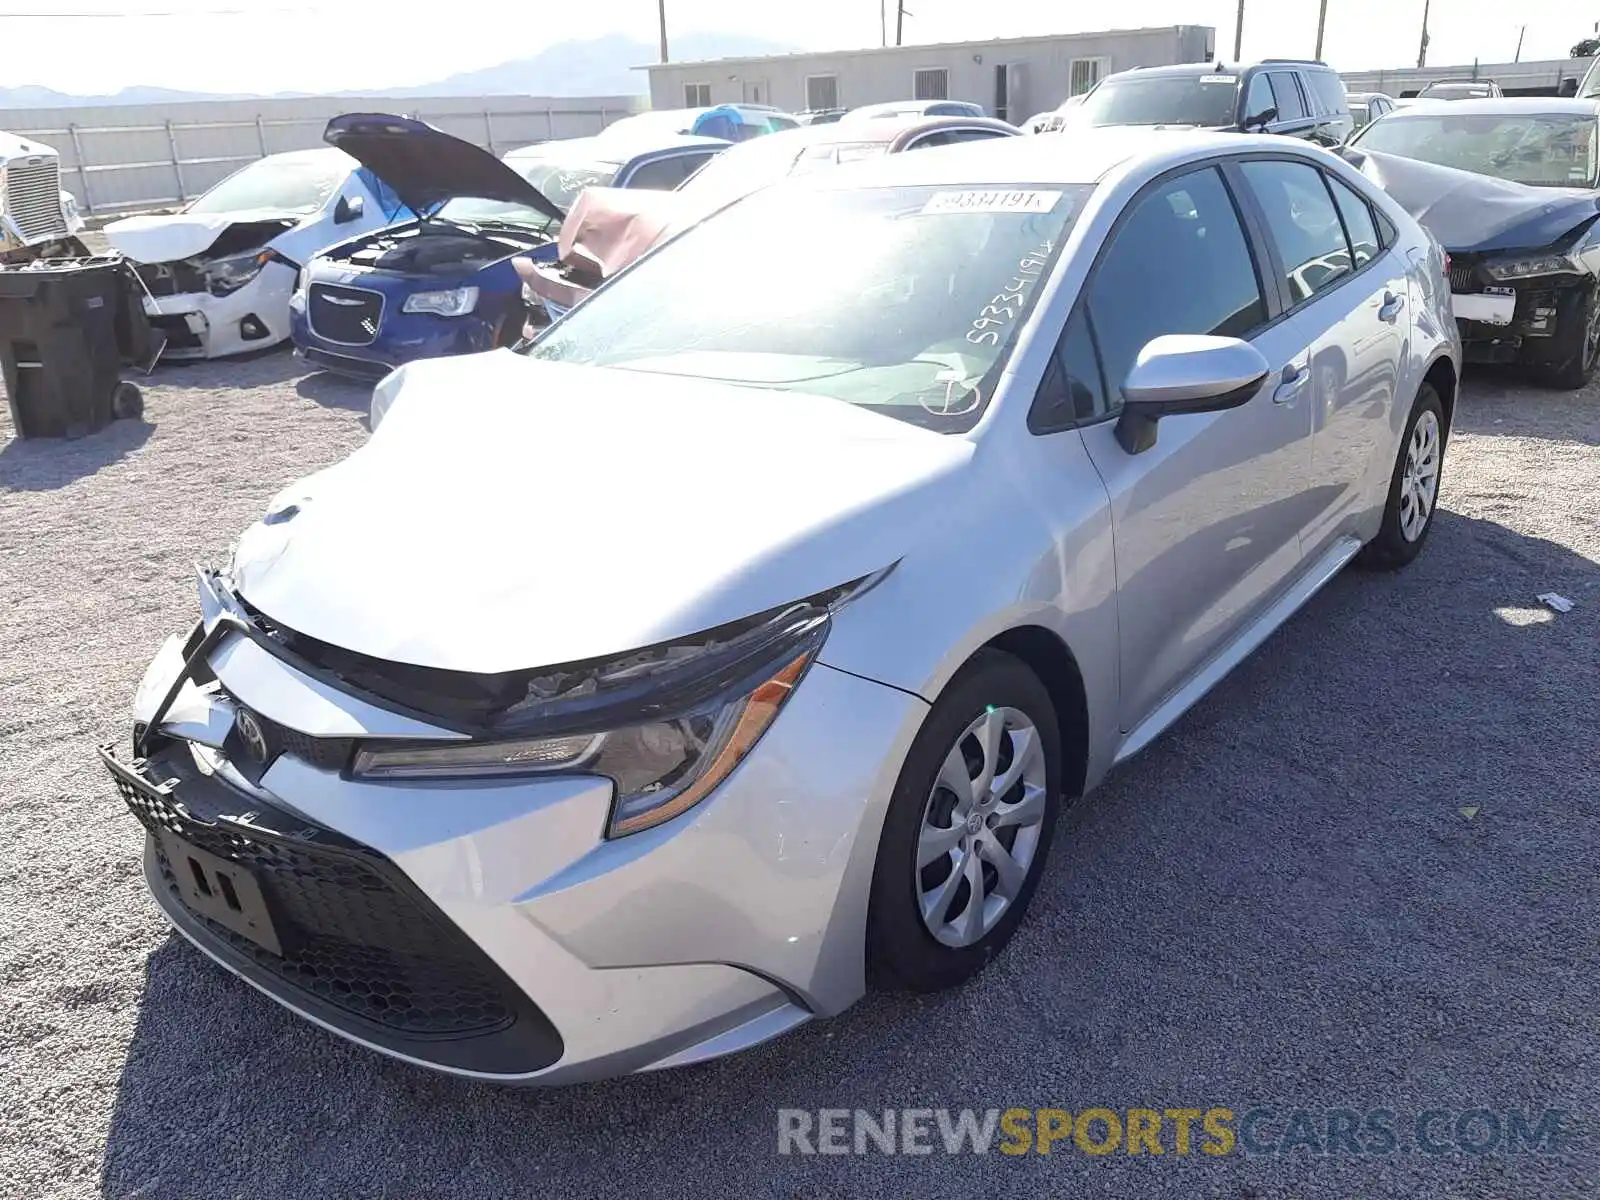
323 112 565 224
231 350 972 674
1340 147 1600 252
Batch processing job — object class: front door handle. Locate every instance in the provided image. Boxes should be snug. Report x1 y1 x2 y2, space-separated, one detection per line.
1273 364 1309 406
1378 291 1405 323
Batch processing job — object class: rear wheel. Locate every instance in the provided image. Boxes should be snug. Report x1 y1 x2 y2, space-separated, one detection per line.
867 650 1062 993
111 380 144 421
1358 383 1444 570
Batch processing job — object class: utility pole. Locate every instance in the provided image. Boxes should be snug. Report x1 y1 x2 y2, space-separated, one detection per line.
896 1 906 47
1514 24 1526 62
657 0 668 63
1314 0 1328 59
1233 0 1245 61
880 0 886 47
1416 0 1430 68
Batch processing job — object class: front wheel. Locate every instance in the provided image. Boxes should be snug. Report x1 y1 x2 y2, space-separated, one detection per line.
1358 383 1445 570
1529 284 1599 390
866 650 1062 993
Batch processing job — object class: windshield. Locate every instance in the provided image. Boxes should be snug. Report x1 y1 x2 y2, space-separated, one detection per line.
1354 113 1599 188
187 152 347 216
528 181 1092 432
1077 74 1240 127
438 150 620 226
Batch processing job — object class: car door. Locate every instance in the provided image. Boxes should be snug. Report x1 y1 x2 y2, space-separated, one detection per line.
1234 157 1407 556
1068 163 1317 733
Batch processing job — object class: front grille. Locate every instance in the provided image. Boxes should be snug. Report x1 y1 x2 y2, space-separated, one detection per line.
1 158 68 243
307 283 383 345
243 707 354 772
1448 262 1480 294
110 762 517 1038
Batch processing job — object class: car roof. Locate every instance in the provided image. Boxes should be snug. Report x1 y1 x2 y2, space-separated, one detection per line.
1379 97 1600 117
1110 60 1331 79
262 146 354 168
504 132 725 167
1346 92 1392 102
796 126 1292 190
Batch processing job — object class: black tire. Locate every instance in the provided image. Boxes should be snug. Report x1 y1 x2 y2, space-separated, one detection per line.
111 380 144 421
866 649 1063 993
1357 383 1445 570
1530 285 1600 390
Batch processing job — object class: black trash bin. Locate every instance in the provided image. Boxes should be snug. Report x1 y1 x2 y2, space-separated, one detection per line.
0 256 147 439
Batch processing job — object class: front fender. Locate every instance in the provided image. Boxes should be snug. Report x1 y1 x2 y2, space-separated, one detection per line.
819 427 1121 789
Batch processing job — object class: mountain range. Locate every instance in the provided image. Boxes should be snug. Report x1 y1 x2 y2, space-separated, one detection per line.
0 32 799 108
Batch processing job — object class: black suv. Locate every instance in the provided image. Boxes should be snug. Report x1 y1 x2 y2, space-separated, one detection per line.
1076 59 1354 147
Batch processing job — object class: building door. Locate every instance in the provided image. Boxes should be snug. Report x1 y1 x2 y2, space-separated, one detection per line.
742 79 769 105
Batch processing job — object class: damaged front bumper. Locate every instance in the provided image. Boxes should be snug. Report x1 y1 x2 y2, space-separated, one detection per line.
139 259 296 360
1448 255 1593 365
101 570 920 1083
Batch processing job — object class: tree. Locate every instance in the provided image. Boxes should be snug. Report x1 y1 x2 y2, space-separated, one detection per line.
1572 37 1600 58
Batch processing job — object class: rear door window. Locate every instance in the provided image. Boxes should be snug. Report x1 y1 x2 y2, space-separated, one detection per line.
1327 175 1381 267
626 154 698 190
1239 159 1352 304
1268 73 1308 122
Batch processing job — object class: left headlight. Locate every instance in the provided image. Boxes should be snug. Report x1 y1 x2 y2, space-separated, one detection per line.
1483 253 1584 281
350 574 891 837
203 249 272 296
402 286 479 316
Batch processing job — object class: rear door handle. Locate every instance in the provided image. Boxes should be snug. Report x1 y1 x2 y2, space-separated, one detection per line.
1378 291 1405 323
1273 365 1309 406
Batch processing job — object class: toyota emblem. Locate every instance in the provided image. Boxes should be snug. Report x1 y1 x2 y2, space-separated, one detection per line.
235 709 269 763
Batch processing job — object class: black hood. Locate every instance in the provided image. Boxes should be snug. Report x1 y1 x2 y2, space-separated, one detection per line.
1339 147 1600 253
324 113 565 224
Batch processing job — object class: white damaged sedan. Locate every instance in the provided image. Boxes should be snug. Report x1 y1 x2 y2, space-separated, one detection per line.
106 148 405 359
104 131 1458 1084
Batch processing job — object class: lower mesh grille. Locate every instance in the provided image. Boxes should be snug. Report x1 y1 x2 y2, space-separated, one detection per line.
1448 263 1479 293
110 766 517 1037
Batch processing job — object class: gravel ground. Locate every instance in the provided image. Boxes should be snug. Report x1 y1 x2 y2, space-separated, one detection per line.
1 349 1597 1200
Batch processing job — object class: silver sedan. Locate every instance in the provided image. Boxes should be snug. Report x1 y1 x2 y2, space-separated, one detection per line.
105 129 1460 1084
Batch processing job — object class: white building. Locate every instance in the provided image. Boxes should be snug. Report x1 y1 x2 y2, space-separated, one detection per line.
641 25 1217 123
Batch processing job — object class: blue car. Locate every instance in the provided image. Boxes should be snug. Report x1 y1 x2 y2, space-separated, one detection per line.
291 114 728 380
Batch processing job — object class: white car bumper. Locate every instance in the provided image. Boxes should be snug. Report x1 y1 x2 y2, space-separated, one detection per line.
104 576 925 1084
141 260 296 360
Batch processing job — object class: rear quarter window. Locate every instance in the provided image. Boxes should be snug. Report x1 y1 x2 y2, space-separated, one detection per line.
1305 71 1349 118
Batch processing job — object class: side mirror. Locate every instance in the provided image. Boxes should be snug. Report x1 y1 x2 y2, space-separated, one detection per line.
1242 105 1278 131
1115 335 1270 454
334 194 366 224
1558 77 1579 98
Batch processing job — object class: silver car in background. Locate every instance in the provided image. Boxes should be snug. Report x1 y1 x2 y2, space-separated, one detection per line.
103 130 1459 1085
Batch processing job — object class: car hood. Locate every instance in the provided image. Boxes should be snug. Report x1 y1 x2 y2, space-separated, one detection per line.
104 209 300 263
323 113 565 224
1340 147 1600 252
232 350 973 673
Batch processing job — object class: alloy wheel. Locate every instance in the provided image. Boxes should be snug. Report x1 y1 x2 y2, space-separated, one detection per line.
915 706 1048 948
1398 410 1441 543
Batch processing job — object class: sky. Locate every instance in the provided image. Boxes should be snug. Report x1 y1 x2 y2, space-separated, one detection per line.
0 0 1593 95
